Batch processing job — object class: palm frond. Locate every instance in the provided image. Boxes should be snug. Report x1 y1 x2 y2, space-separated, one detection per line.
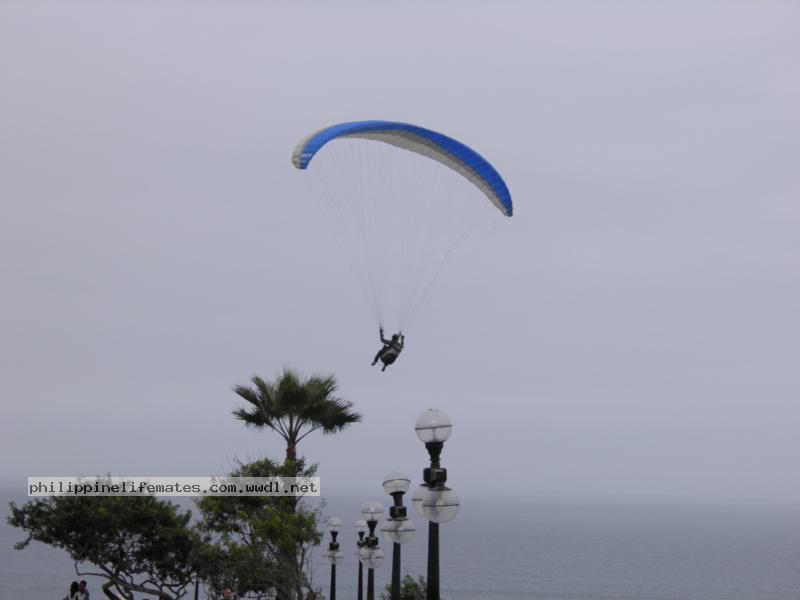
230 368 361 458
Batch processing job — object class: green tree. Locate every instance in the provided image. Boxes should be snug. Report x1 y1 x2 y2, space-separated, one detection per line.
7 491 208 600
231 369 359 599
232 369 361 464
381 574 427 600
197 458 322 600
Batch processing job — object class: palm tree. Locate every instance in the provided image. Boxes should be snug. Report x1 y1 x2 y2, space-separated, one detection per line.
232 368 359 600
233 368 362 464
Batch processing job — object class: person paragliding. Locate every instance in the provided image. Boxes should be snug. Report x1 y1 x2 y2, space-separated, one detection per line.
293 120 512 368
371 327 404 372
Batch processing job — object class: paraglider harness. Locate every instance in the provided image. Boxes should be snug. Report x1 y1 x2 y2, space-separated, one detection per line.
372 327 404 371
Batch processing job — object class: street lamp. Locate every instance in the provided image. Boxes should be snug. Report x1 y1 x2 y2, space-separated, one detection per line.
415 409 460 600
359 501 385 600
381 471 416 600
354 519 368 600
324 517 343 600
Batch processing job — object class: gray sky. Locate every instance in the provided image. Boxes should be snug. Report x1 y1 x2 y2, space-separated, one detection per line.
1 1 799 504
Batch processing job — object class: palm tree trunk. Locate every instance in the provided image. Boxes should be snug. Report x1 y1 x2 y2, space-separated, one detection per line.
277 440 301 600
286 442 297 463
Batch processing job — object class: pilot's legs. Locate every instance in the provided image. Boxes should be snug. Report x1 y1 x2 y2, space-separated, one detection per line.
372 348 385 366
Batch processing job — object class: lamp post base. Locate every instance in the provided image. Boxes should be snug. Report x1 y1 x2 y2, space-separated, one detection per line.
427 521 439 600
391 542 401 600
367 568 375 600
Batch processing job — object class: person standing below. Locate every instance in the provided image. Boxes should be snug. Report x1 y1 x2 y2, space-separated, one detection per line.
64 581 80 600
78 580 90 600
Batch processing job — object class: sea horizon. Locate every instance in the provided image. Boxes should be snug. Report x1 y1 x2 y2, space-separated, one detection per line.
4 486 799 599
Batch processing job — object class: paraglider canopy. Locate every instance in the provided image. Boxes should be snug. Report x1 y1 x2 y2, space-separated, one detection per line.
292 120 512 216
293 120 513 332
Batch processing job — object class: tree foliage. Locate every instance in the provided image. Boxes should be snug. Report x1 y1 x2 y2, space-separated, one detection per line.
7 491 206 600
196 457 323 600
381 574 427 600
7 370 358 600
233 369 361 464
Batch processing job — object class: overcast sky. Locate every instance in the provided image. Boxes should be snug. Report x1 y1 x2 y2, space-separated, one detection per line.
1 1 798 505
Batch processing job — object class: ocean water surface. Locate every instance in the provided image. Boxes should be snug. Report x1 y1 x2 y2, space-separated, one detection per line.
2 488 798 599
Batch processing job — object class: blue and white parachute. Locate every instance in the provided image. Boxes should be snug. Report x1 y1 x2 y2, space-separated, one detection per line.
293 121 512 217
293 121 512 330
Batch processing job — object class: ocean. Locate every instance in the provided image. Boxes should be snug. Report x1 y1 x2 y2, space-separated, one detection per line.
2 488 798 599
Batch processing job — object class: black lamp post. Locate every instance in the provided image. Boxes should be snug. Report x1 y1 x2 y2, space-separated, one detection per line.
324 517 343 600
413 409 460 600
354 519 368 600
380 471 416 600
358 501 385 600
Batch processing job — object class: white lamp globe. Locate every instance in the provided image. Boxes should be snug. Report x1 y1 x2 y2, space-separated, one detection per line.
382 471 411 495
358 546 385 569
361 500 384 522
326 517 342 533
421 486 460 524
380 517 416 545
415 409 452 443
354 519 368 534
411 483 429 518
